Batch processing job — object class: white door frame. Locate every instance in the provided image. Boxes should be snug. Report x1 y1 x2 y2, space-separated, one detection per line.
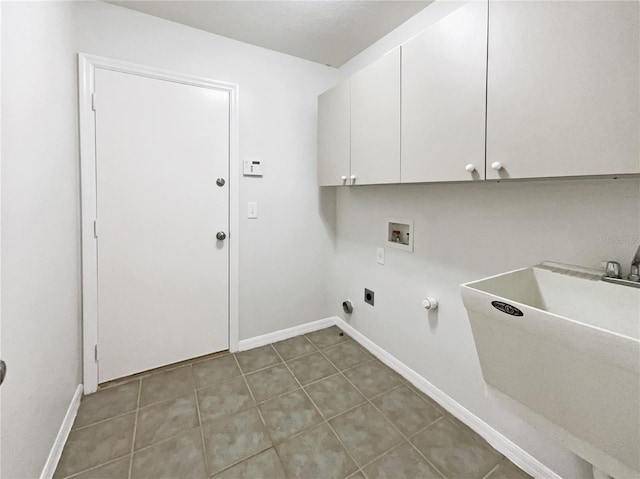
78 53 240 394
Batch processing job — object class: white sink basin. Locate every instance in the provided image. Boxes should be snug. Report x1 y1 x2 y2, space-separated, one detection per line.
461 262 640 479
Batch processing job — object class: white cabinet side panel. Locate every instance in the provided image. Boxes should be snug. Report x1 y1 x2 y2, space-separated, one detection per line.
318 80 351 186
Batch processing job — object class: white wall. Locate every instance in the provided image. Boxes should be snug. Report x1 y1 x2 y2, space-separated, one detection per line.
332 179 639 478
329 3 640 477
2 3 82 478
70 1 339 340
1 2 337 476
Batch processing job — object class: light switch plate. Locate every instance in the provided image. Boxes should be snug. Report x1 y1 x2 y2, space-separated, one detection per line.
376 247 385 265
248 202 258 219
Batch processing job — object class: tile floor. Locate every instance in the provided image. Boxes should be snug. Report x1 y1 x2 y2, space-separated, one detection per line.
55 326 532 479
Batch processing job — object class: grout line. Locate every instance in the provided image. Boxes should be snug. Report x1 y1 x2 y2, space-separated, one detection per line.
234 351 277 436
270 341 362 477
128 379 141 479
271 337 320 362
59 454 131 479
193 375 211 477
196 367 363 432
126 424 201 456
98 352 230 391
269 344 323 425
237 357 284 376
68 327 499 479
238 332 350 376
208 447 272 478
71 409 137 432
288 337 388 472
407 415 445 441
245 346 290 473
481 460 502 479
406 441 448 479
232 348 282 477
315 340 448 478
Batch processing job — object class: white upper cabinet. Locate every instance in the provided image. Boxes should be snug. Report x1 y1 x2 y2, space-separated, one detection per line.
350 48 401 185
318 79 351 186
486 1 640 179
402 1 488 183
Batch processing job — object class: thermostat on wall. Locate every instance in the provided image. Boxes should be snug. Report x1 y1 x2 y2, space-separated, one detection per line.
243 158 263 176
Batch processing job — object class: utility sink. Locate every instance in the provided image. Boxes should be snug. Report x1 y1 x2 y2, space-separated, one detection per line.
461 262 640 479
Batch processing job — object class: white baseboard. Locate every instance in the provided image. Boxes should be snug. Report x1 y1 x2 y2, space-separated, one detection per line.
237 317 335 352
333 317 562 479
40 384 83 479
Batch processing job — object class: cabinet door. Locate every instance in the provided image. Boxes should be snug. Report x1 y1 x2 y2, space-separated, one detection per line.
402 1 488 183
487 1 640 179
351 48 401 185
318 79 350 186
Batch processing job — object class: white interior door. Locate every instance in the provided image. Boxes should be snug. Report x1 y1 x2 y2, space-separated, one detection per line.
94 68 230 383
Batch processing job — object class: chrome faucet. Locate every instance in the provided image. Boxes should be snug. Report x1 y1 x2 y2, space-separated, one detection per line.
602 245 640 288
629 245 640 282
605 261 622 279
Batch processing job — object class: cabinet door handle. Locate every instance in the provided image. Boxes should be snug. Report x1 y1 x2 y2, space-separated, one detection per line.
465 164 476 172
0 360 6 386
350 175 356 184
491 162 503 171
341 176 347 182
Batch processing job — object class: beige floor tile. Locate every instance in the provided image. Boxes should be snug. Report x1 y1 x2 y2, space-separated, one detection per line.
259 389 322 443
131 428 206 479
287 352 338 385
202 407 272 475
139 366 194 407
55 413 135 478
363 442 442 479
411 418 502 479
371 385 442 436
74 381 139 428
212 448 286 479
273 336 317 360
192 354 241 389
135 393 199 450
329 403 402 466
277 423 357 479
245 364 298 402
197 376 255 424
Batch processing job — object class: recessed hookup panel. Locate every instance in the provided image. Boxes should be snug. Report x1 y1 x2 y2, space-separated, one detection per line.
364 288 375 306
386 217 414 252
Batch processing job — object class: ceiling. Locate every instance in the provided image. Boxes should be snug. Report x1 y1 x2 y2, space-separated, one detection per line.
106 1 432 67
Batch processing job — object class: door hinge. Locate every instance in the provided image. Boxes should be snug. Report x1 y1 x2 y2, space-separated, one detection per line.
91 92 97 111
93 220 98 238
94 344 99 362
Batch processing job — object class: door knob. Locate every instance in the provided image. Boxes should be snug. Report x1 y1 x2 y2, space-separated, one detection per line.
216 231 226 241
341 176 347 182
0 360 6 386
216 178 225 187
465 164 475 172
491 162 503 171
